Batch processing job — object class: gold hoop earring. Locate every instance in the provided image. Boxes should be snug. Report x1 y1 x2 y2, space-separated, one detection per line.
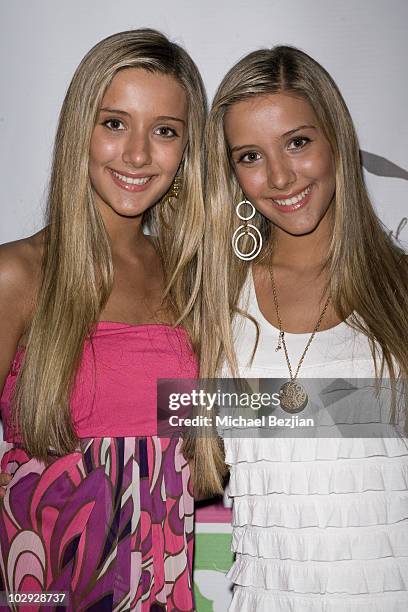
163 176 182 206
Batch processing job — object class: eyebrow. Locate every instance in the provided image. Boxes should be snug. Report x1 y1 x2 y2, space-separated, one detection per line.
99 108 186 125
230 124 317 153
283 124 317 137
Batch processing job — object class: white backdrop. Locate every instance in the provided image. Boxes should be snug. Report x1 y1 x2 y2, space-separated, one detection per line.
1 0 407 246
1 1 407 609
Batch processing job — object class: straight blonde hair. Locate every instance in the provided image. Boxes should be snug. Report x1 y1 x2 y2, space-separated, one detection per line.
14 29 209 463
205 45 408 377
189 46 408 494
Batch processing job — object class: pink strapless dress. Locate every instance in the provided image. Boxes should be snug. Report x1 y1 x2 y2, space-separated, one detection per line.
0 322 198 611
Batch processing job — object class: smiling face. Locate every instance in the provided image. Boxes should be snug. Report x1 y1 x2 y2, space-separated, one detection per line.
89 68 188 220
225 92 336 237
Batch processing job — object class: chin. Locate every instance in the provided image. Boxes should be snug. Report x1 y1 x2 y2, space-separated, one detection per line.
280 207 333 237
116 205 149 218
111 194 157 216
276 219 322 237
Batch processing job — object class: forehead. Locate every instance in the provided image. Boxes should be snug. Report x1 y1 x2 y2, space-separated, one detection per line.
224 92 318 140
101 68 187 116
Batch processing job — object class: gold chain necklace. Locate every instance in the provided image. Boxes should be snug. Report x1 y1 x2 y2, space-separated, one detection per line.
268 265 331 414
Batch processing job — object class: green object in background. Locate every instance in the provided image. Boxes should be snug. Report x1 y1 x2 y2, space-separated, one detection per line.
194 583 214 612
193 533 234 611
194 533 234 572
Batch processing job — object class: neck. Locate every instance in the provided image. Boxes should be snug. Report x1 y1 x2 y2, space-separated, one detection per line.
99 204 149 258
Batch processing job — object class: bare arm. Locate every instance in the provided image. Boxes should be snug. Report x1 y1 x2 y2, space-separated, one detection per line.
0 236 42 493
0 244 31 395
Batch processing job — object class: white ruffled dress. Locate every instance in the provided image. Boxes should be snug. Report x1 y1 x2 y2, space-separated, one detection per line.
223 272 408 611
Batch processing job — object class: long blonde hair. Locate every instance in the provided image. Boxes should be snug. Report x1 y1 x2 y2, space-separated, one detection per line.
14 29 207 460
191 46 408 489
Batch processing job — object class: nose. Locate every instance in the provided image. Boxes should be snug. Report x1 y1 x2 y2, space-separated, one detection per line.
122 130 152 168
266 153 296 191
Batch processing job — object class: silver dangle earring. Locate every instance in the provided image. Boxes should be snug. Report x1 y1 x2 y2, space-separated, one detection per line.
232 199 263 261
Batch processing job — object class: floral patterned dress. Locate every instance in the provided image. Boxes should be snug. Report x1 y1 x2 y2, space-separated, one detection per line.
0 322 197 611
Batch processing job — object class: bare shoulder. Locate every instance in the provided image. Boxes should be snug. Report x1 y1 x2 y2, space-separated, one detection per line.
0 230 44 325
0 230 43 287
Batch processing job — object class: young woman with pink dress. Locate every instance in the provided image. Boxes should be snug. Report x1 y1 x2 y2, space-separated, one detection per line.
0 29 224 611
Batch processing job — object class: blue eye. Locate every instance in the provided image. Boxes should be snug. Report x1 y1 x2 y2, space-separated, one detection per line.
102 119 125 131
287 136 310 150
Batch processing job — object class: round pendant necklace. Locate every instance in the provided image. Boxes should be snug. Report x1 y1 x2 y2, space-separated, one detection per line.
268 265 331 414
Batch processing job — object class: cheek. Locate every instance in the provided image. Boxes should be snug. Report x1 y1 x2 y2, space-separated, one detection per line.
318 156 336 198
155 143 185 174
235 167 265 196
89 134 119 166
298 151 335 183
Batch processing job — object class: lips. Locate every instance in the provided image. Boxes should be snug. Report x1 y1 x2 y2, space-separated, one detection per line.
109 168 155 192
270 184 313 213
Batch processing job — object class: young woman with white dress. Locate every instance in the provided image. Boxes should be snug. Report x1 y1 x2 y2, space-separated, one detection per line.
202 45 408 612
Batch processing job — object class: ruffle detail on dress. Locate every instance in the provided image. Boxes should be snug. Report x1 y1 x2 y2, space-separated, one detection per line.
232 522 408 561
228 456 408 496
224 437 408 465
229 585 408 612
232 490 408 529
227 554 408 594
